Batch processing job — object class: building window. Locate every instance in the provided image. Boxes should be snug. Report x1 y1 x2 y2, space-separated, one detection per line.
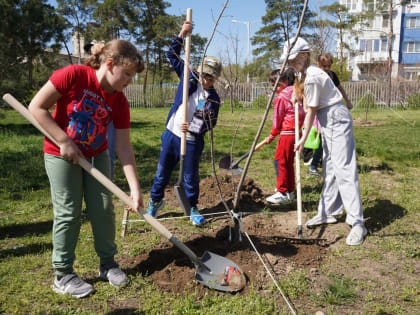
381 38 388 52
360 39 366 51
411 0 420 4
382 15 389 28
403 41 420 53
404 71 420 80
343 0 357 10
405 16 420 28
366 39 373 52
363 0 375 11
374 40 380 52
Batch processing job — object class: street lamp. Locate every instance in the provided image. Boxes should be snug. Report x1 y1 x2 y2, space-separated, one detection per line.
232 19 257 83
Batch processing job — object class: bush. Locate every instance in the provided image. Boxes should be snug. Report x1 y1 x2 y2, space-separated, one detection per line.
356 93 376 109
252 95 269 109
407 93 420 109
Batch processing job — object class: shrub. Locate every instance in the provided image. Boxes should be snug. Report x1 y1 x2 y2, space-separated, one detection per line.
406 93 420 109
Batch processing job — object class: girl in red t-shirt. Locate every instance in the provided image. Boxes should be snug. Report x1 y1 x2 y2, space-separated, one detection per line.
28 40 144 298
264 68 305 204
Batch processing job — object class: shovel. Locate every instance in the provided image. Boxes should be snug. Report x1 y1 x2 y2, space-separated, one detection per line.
3 93 246 292
294 102 304 238
219 140 266 173
293 102 325 244
174 8 192 217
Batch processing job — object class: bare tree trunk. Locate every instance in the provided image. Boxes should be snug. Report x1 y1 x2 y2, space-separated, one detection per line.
142 42 150 107
62 41 73 64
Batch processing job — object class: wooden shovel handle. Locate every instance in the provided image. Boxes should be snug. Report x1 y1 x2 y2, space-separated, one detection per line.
294 102 303 232
180 8 192 156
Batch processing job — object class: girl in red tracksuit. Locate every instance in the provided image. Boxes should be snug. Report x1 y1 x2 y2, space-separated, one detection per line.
265 69 305 204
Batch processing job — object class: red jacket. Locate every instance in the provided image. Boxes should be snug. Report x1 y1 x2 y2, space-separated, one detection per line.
269 86 305 141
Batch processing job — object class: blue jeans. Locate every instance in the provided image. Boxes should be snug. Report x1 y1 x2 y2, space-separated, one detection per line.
150 130 204 207
310 137 323 169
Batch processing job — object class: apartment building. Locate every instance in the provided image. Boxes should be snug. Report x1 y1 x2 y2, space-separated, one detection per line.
340 0 420 81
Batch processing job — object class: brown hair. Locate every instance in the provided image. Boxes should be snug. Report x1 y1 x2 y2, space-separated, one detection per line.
317 52 333 64
268 68 295 86
85 39 144 73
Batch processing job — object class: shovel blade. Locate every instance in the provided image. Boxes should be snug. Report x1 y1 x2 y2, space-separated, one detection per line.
219 156 243 175
174 184 191 216
219 155 232 170
195 251 246 292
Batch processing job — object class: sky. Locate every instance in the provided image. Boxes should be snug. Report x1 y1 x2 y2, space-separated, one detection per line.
49 0 336 64
166 0 336 63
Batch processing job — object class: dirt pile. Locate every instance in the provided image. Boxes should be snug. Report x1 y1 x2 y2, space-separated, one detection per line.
164 174 266 211
123 213 328 297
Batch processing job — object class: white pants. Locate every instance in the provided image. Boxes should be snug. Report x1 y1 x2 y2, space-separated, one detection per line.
316 103 364 226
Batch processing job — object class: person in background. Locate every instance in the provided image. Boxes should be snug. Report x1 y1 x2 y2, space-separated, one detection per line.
307 53 354 177
29 40 144 298
281 36 367 246
318 52 353 110
146 21 222 226
264 68 305 204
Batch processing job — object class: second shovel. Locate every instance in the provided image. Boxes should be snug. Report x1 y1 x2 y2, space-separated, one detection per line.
174 8 192 216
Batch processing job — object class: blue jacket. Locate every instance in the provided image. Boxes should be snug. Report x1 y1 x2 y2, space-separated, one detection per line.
166 36 221 138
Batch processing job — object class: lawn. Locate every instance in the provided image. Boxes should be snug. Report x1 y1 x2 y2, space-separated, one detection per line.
0 104 419 314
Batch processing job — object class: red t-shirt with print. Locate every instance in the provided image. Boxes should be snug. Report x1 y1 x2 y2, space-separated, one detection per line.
44 65 130 157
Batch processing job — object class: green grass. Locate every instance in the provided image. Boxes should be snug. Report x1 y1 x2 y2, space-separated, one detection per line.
1 106 419 313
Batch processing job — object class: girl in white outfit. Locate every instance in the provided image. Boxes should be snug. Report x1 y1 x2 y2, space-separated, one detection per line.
280 37 367 246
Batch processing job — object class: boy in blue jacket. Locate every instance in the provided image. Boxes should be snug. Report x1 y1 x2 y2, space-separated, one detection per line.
147 21 222 225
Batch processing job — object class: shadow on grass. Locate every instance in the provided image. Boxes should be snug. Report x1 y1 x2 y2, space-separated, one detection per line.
128 121 152 130
363 199 406 233
106 310 145 315
0 242 52 260
0 123 40 136
0 150 49 195
0 220 52 240
358 162 393 173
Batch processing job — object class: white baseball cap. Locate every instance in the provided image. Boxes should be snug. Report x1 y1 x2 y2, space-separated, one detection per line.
279 37 311 63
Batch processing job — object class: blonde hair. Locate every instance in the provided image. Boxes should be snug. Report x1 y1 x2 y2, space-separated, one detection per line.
85 39 144 73
292 74 308 111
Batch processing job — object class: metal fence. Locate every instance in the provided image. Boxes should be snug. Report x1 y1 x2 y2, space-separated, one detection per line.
124 81 420 109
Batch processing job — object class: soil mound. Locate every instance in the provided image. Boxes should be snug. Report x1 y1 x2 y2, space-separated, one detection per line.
123 214 328 297
164 174 266 211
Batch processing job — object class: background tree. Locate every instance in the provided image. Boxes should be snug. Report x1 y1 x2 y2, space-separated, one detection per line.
251 0 314 68
90 0 132 40
320 2 355 76
0 0 66 101
309 6 336 61
56 0 93 64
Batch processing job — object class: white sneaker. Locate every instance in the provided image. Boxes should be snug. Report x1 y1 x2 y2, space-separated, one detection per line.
287 191 296 201
305 214 337 227
346 224 367 246
266 192 289 204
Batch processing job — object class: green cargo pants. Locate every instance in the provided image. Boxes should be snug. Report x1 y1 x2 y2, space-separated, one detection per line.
44 151 117 276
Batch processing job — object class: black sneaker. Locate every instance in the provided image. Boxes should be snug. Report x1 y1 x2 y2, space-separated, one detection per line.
99 262 128 287
53 273 94 298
